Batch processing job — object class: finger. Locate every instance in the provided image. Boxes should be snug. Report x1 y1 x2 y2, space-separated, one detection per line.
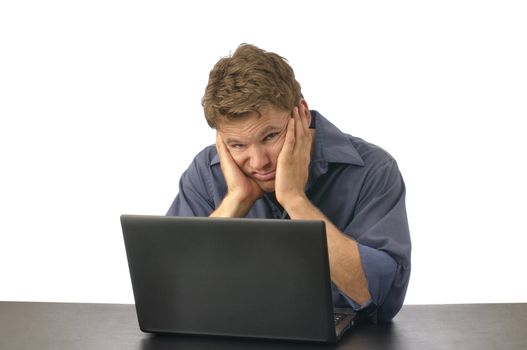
298 103 310 132
216 132 234 166
281 117 296 155
294 105 309 140
290 106 298 123
294 108 302 142
215 132 226 158
293 106 308 152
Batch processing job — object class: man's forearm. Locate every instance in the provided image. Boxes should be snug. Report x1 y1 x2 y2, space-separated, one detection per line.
283 196 371 305
209 193 255 218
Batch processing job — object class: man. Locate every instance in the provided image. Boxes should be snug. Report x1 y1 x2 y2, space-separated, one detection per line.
167 44 411 323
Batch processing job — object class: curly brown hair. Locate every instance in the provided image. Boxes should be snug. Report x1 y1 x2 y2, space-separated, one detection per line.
202 44 302 128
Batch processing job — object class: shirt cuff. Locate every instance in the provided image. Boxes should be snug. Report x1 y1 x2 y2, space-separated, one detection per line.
357 243 397 307
341 291 374 312
331 244 397 320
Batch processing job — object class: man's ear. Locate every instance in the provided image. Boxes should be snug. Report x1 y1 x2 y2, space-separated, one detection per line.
299 99 311 126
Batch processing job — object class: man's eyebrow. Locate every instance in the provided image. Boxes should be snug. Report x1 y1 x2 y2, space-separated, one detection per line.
224 137 242 144
257 125 282 137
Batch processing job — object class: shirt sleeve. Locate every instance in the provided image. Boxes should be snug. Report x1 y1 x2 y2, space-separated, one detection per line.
166 150 217 217
343 158 411 323
332 245 396 314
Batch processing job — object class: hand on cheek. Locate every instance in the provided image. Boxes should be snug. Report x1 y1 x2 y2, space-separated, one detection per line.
275 105 312 209
215 133 262 208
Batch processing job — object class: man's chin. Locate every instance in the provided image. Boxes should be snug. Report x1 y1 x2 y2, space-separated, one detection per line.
256 179 276 193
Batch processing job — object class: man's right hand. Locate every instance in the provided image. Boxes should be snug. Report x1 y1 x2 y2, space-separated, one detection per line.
210 133 263 218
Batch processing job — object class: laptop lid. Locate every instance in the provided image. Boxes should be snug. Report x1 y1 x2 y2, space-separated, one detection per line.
121 215 354 342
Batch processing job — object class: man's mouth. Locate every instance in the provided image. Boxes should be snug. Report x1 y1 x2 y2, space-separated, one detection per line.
251 171 276 182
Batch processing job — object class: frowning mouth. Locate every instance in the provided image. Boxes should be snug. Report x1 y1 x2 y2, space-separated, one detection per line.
251 171 276 182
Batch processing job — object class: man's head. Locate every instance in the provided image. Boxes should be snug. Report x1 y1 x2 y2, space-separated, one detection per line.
202 43 302 129
202 44 309 193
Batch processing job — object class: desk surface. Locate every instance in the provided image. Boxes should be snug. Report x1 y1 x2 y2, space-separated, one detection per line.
1 302 526 350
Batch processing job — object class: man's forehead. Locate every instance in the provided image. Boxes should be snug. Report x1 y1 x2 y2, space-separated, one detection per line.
217 109 290 139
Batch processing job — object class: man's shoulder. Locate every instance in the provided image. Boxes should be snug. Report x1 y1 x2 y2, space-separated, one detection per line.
191 144 219 167
314 111 396 169
348 135 396 169
180 145 219 181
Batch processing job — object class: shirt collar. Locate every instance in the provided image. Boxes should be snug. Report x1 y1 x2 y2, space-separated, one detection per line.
310 110 364 166
211 152 220 166
209 110 364 167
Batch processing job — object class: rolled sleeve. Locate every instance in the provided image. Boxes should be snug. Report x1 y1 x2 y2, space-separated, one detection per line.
344 159 411 322
332 244 397 318
359 244 397 305
358 244 397 308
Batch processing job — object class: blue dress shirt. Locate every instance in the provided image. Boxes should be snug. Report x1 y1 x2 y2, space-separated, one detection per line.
167 110 411 323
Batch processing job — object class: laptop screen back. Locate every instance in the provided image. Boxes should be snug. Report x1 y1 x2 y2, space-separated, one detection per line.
121 215 336 342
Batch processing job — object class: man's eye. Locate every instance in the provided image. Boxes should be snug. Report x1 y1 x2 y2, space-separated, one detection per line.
229 144 245 150
263 133 278 142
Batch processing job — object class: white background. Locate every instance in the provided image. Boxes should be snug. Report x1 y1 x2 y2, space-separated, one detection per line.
1 1 526 305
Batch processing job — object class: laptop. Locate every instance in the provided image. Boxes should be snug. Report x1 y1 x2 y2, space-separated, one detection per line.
121 214 358 343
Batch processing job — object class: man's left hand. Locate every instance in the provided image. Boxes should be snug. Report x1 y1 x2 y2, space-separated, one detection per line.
275 103 313 210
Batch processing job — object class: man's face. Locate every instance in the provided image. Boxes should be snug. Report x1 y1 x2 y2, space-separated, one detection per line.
217 105 291 193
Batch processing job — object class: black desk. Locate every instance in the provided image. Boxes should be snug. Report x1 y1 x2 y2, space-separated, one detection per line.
1 302 526 350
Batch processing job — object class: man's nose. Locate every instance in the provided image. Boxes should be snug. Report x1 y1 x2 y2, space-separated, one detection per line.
248 146 270 171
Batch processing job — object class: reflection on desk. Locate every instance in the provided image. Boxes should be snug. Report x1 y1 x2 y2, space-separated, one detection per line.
0 302 526 350
139 321 391 350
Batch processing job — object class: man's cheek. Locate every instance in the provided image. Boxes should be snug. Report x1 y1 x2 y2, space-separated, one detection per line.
230 154 250 174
